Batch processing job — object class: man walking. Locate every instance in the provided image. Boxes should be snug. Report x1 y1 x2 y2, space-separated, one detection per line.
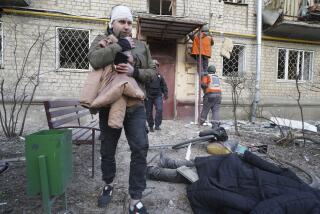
88 5 156 214
200 65 222 128
145 59 168 132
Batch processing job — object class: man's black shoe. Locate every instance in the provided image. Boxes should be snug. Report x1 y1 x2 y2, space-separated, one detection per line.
129 201 149 214
97 185 113 208
149 127 154 132
155 126 161 130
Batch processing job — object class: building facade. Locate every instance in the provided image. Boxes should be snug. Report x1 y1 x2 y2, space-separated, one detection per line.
1 0 320 127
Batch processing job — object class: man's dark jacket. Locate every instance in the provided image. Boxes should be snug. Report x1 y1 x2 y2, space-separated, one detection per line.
187 151 320 214
145 73 168 99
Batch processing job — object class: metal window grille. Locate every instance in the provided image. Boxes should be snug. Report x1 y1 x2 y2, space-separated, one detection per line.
223 45 245 76
0 22 3 67
277 48 313 81
56 27 90 70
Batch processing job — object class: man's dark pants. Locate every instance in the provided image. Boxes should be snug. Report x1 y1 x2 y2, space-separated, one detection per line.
145 96 163 128
194 55 209 73
99 105 149 199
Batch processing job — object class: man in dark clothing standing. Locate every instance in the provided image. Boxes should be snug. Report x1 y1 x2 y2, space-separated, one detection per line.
145 59 168 132
88 5 156 214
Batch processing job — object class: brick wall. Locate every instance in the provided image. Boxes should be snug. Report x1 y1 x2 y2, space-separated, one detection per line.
1 0 320 123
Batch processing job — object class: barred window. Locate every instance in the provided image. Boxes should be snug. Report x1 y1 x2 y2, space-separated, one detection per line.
0 22 3 67
277 48 313 81
56 27 90 70
223 45 245 76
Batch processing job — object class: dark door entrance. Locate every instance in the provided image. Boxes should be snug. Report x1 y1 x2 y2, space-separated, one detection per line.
148 39 176 120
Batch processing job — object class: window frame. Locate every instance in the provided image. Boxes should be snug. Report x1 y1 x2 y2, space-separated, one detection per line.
148 0 174 15
0 22 3 68
222 44 246 77
223 0 246 4
276 47 314 82
55 27 91 72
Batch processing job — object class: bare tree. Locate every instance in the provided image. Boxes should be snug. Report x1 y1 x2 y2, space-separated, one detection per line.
294 70 306 146
224 71 252 135
0 21 53 138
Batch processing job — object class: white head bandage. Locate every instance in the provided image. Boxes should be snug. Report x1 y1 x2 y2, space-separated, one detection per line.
109 5 133 28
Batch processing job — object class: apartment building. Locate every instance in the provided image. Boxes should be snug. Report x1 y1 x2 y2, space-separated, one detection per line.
0 0 319 123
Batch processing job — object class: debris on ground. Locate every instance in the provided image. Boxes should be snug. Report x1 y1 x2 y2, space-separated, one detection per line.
0 120 320 213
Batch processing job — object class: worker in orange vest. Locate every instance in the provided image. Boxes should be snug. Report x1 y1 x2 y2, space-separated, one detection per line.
189 25 214 74
200 65 222 128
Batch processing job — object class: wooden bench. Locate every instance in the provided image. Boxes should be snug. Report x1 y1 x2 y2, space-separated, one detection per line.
43 100 100 178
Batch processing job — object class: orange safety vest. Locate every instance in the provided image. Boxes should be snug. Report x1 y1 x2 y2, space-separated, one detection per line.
202 74 222 94
191 33 212 57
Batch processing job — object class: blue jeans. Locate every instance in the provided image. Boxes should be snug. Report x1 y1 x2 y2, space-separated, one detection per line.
145 96 163 128
99 105 149 199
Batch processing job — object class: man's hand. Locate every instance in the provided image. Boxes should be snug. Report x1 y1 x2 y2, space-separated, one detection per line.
124 36 136 48
117 36 135 51
115 63 134 76
164 94 168 100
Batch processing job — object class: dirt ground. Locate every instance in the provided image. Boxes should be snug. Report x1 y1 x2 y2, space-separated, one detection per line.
1 120 320 214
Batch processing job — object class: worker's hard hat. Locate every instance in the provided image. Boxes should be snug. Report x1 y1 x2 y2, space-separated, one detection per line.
201 25 209 32
207 65 216 74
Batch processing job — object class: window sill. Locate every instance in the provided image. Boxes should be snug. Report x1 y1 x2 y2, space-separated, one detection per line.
224 1 248 6
55 68 90 73
276 79 310 83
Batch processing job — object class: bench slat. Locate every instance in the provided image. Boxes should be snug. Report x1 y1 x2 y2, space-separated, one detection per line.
51 111 91 128
49 106 87 118
45 100 80 108
72 128 91 141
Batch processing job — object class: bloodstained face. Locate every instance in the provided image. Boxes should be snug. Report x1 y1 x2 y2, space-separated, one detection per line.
111 18 133 38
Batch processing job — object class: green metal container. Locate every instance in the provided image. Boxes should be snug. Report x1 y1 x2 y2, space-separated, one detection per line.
25 129 72 196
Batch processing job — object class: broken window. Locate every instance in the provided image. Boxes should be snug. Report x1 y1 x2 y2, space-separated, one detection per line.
149 0 173 15
223 45 245 76
223 0 245 4
0 22 3 68
56 27 90 70
277 48 313 81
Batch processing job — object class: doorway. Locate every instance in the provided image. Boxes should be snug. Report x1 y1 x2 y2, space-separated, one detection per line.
148 39 176 119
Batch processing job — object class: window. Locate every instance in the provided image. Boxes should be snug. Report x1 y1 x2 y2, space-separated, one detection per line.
223 0 245 4
149 0 173 15
223 45 245 76
0 22 3 68
56 27 90 70
277 48 313 81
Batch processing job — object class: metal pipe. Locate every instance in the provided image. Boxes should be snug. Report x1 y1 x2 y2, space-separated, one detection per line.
2 8 108 23
251 0 262 123
210 30 320 45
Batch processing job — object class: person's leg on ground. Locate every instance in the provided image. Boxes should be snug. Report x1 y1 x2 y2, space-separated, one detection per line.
154 96 163 130
146 166 189 183
98 108 122 207
123 105 149 212
145 98 154 132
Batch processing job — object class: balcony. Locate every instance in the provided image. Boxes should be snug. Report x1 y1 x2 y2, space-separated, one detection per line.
263 0 320 41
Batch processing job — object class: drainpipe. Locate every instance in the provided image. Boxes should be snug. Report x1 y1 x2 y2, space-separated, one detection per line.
251 0 262 123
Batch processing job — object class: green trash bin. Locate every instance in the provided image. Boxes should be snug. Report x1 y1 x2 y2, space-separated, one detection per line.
25 129 72 196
